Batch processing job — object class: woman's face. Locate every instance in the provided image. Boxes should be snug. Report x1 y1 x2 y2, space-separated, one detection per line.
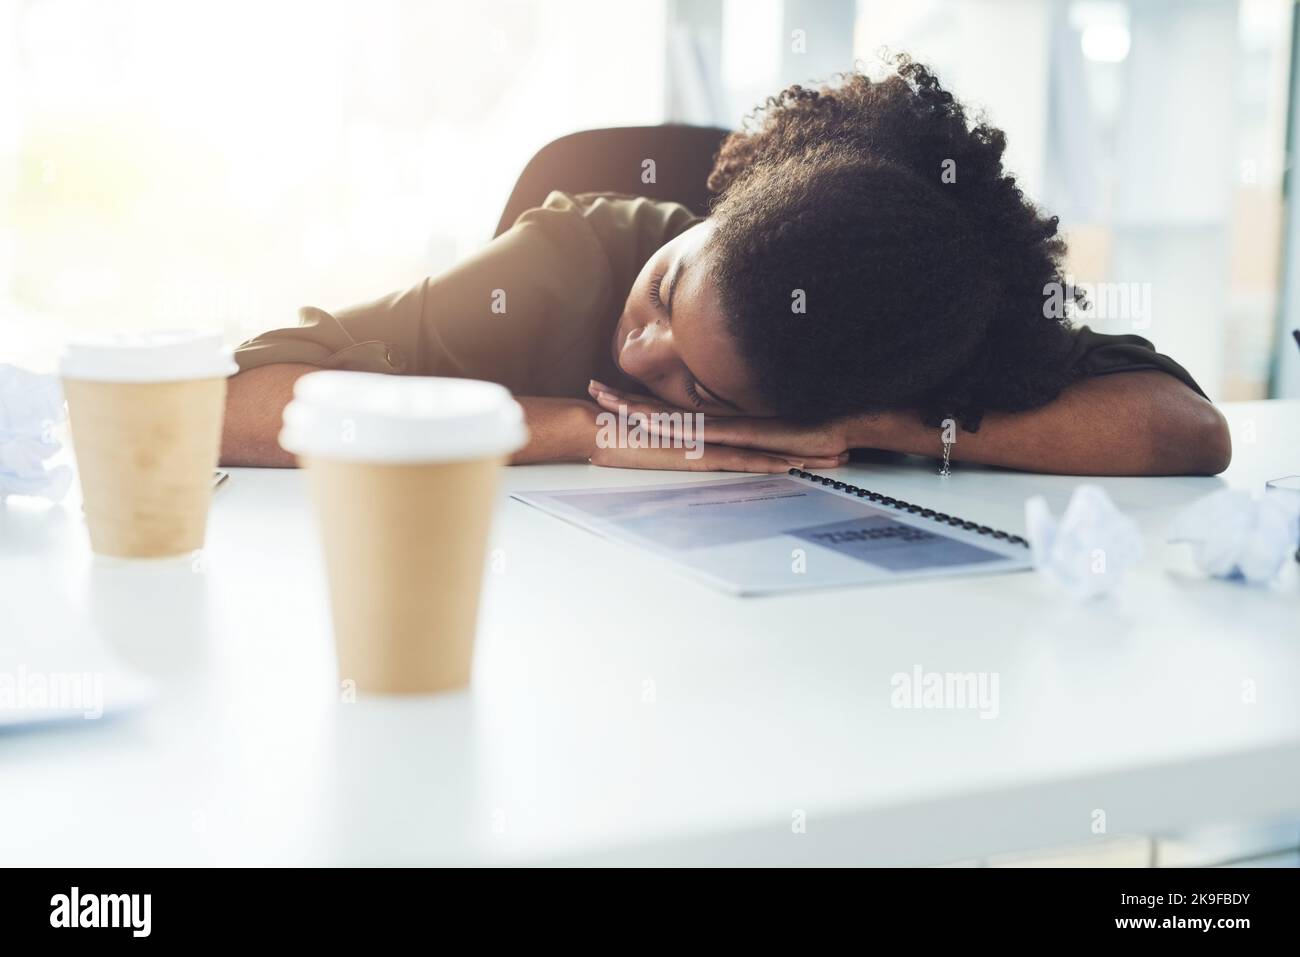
611 221 774 417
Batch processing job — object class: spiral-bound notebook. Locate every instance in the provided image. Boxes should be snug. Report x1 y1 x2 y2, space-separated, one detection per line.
513 469 1032 595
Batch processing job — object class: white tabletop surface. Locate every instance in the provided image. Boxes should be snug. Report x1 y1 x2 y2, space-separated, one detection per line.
2 400 1298 866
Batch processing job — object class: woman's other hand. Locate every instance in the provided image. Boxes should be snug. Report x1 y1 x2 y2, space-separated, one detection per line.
588 380 856 465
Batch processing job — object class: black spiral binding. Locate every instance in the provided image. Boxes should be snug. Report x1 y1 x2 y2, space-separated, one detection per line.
786 468 1029 548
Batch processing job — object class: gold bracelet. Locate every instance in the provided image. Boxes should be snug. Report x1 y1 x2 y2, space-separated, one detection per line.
939 416 955 477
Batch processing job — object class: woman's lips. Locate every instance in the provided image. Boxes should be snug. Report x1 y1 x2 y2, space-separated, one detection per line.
613 349 632 381
610 323 624 369
611 315 640 376
609 329 642 388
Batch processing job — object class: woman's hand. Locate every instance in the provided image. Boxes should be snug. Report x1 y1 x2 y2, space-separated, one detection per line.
588 380 857 464
513 393 847 472
590 439 847 473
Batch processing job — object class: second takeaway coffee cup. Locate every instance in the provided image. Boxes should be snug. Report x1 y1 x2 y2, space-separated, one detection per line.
61 330 237 558
280 372 527 695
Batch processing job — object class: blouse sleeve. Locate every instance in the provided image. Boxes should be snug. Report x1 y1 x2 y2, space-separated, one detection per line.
1068 325 1209 399
232 191 699 399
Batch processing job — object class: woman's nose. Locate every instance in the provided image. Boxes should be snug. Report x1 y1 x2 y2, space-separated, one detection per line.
620 318 672 380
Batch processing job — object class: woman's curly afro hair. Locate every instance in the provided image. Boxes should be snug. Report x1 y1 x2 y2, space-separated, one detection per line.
705 55 1083 431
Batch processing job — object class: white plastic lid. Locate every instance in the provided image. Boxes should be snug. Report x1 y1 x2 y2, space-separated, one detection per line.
279 371 528 463
60 330 238 382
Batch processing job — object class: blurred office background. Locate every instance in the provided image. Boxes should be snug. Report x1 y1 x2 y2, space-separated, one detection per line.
2 0 1298 399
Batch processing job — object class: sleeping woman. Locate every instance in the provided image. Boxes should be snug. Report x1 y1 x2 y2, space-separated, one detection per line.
221 57 1231 476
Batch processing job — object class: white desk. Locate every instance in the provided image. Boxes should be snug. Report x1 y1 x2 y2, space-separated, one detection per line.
2 401 1298 866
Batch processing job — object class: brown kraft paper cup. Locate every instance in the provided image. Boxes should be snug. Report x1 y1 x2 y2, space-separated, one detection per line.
302 454 505 694
63 377 227 558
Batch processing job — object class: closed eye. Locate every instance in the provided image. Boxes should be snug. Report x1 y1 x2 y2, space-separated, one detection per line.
684 378 706 408
648 273 664 309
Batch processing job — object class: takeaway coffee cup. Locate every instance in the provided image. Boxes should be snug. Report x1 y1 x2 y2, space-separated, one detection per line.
61 330 237 558
279 372 527 694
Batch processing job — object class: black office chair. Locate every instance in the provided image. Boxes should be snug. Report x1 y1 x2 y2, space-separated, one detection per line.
494 125 731 238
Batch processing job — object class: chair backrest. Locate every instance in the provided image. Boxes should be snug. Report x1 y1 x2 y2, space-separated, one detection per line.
494 125 731 237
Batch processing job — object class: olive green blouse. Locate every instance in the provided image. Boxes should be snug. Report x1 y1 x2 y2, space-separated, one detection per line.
234 191 1207 402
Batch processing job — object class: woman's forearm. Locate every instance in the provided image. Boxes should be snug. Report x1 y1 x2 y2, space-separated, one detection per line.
857 372 1232 476
221 369 599 468
511 397 599 464
221 363 319 467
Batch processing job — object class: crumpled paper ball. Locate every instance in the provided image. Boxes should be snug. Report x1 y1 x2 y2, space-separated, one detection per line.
0 364 73 502
1168 488 1300 584
1025 485 1145 599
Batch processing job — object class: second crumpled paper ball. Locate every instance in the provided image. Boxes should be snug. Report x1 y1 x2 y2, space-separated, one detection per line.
0 363 73 502
1168 488 1300 584
1024 485 1145 599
